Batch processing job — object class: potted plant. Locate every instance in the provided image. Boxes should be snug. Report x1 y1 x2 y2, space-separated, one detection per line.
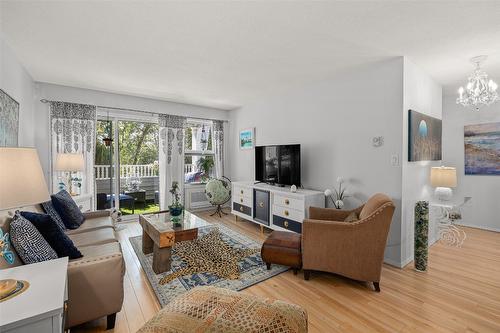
168 181 184 216
196 157 214 182
324 177 350 209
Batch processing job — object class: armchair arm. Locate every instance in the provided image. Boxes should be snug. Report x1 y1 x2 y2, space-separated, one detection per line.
309 205 364 221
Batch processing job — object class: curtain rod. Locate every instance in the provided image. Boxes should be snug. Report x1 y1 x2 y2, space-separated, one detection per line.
39 99 229 123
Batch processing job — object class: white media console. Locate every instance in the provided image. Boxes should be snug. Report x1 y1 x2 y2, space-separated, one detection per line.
231 181 324 233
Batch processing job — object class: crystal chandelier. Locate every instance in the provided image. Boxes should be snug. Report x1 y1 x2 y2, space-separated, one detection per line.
457 55 498 110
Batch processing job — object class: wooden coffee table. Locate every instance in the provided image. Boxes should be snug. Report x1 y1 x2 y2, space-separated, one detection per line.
139 210 209 274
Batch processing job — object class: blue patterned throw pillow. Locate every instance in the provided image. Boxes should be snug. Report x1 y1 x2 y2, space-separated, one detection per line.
41 201 66 230
20 211 83 260
10 213 58 264
51 190 85 229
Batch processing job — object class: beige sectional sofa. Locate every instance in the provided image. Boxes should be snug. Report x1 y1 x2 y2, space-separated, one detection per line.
0 205 125 330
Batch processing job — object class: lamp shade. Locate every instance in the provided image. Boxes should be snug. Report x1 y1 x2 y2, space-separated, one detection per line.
430 166 457 188
55 153 85 172
0 148 50 210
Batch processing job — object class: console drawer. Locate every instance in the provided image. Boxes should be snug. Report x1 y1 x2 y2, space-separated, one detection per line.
233 185 252 199
233 202 251 216
272 204 304 222
273 215 302 233
273 193 303 211
233 195 252 207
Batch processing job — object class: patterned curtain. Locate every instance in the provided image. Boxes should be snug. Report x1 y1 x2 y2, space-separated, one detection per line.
158 114 186 210
213 120 225 178
50 101 96 198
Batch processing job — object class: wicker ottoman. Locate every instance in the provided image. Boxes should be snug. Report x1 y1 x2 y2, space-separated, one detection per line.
137 286 308 333
261 231 302 274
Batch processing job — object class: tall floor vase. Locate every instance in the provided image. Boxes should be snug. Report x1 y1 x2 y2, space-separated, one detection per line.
414 201 429 272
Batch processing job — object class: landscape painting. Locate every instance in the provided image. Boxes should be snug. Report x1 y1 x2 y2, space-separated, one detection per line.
239 128 254 150
0 88 19 147
465 122 500 175
408 110 442 161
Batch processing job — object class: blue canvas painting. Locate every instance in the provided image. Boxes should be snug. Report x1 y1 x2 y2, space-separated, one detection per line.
408 110 442 161
465 122 500 175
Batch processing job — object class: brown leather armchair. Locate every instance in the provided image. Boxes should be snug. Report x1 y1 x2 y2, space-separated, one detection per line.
302 193 395 291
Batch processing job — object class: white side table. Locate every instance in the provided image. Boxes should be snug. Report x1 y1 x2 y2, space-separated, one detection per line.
430 197 471 247
72 193 93 212
0 258 68 333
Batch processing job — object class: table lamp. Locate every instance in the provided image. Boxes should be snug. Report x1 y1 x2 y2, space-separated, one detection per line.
0 148 50 298
55 153 85 196
430 166 457 201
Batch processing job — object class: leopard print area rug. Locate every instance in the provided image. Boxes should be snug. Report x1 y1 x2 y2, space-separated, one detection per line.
129 224 289 306
159 228 259 285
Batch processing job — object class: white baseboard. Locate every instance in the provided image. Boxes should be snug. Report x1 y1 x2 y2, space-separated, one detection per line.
455 222 500 233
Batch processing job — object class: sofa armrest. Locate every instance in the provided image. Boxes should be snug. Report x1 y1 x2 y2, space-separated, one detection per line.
83 210 111 219
66 245 125 328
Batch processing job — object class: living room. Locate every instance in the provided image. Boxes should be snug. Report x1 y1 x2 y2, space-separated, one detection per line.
1 2 499 333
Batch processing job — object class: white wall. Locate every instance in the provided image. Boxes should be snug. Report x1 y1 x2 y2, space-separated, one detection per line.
0 34 35 147
34 82 230 181
443 97 500 232
401 58 443 266
229 58 405 265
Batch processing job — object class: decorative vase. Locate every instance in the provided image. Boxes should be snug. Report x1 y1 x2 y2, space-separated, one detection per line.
290 185 297 193
335 200 344 209
414 200 429 272
169 206 183 217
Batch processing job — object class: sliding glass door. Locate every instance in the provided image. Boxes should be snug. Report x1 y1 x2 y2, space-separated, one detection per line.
94 115 159 219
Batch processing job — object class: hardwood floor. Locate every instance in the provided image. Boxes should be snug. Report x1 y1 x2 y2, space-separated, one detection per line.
73 211 500 333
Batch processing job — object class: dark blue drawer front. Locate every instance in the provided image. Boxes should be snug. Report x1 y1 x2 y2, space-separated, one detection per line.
233 202 251 216
253 189 270 226
272 215 302 233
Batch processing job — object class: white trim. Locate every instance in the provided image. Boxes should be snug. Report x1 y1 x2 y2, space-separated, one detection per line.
455 222 500 233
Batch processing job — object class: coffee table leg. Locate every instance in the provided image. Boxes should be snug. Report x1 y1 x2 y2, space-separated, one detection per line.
142 231 154 254
152 245 172 274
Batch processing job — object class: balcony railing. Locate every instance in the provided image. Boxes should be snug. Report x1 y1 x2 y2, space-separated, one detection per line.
95 164 196 180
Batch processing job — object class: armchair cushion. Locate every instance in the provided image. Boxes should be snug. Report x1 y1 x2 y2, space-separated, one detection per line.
344 212 359 222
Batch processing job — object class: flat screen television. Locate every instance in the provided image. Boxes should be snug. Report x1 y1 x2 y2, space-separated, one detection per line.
255 144 301 187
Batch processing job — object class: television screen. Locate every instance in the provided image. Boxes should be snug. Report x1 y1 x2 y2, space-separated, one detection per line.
255 144 300 186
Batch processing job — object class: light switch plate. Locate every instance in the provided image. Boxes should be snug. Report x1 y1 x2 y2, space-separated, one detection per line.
391 154 400 167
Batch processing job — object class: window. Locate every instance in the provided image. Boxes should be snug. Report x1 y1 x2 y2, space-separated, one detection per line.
184 120 214 184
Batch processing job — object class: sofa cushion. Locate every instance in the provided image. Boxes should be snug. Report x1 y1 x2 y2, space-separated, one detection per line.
20 211 83 260
10 213 58 264
65 215 114 235
71 242 122 263
51 190 85 229
41 200 66 230
67 228 117 247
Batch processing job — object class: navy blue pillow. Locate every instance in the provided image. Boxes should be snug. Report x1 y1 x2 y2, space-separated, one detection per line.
41 201 66 231
20 211 83 260
51 190 85 229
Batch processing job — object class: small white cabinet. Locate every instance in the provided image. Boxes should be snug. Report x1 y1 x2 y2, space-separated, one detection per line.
72 193 92 212
231 181 324 233
0 258 68 333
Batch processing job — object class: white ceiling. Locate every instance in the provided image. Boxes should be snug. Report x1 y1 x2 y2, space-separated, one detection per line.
2 1 500 110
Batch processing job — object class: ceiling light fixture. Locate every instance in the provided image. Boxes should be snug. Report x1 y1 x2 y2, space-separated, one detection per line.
457 55 498 110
